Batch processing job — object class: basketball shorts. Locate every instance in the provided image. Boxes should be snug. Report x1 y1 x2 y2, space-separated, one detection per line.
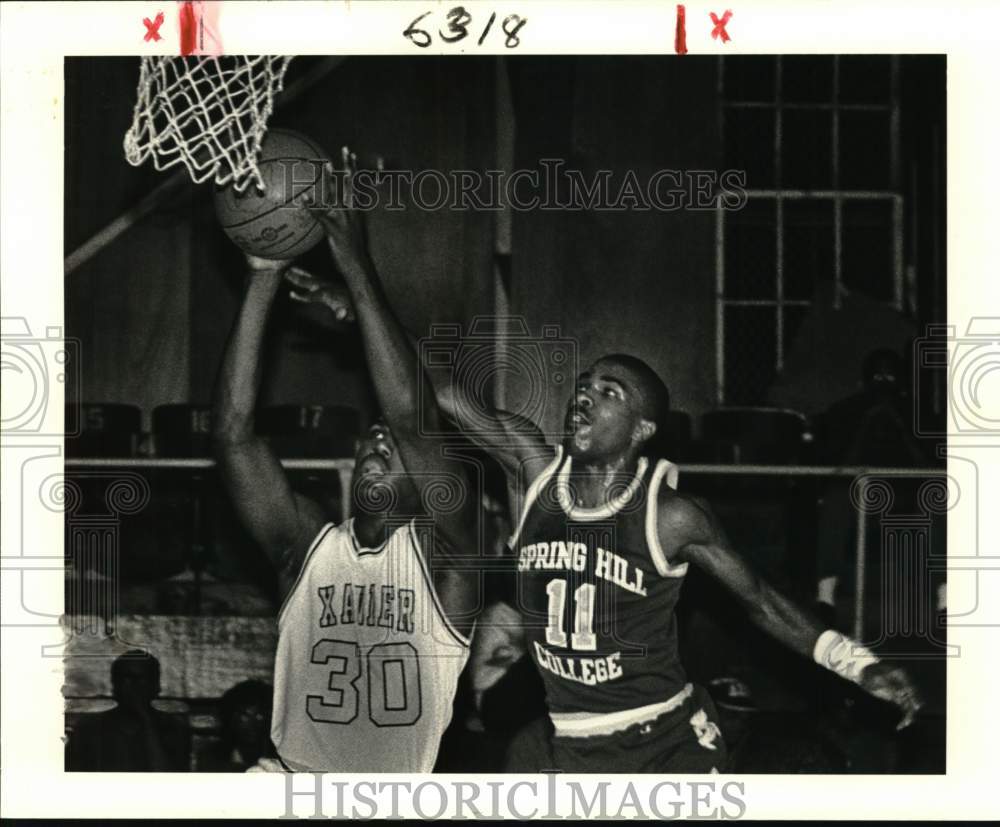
550 684 727 774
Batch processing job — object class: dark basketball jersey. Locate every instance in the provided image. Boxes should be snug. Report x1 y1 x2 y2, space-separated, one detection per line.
513 446 689 715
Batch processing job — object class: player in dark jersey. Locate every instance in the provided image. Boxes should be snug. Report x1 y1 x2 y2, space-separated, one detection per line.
438 354 923 773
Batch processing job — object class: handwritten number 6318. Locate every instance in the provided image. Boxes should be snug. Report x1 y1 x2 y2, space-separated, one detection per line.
404 8 527 49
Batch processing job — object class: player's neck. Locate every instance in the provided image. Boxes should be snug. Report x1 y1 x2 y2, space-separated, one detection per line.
352 513 393 549
569 453 642 508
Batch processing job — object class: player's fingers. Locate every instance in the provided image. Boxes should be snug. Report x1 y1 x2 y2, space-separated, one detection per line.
284 267 319 288
896 705 918 731
294 183 320 210
295 180 340 227
339 146 357 208
892 679 923 730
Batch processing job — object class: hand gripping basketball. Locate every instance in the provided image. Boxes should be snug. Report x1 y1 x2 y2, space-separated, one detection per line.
296 146 372 279
245 253 294 274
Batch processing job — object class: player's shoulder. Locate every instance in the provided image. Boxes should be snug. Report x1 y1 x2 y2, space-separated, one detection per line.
521 441 562 480
654 487 715 540
294 519 340 559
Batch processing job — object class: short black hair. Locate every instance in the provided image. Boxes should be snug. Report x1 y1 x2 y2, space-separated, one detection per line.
219 680 273 728
596 353 671 423
110 650 160 687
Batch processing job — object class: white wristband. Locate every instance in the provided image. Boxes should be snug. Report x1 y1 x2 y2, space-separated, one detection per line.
813 629 879 684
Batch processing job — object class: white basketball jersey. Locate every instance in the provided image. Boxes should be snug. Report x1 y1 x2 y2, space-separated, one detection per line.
271 518 471 772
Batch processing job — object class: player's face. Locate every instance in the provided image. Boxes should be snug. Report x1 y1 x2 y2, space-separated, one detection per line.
353 422 406 479
350 421 417 515
564 361 645 458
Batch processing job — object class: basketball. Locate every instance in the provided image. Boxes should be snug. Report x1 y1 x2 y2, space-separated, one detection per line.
214 128 330 260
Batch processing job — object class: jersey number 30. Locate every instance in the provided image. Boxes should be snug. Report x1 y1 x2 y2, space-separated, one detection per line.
306 639 422 727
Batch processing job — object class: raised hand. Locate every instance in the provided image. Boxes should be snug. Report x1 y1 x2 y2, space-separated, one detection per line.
297 146 372 279
285 267 356 322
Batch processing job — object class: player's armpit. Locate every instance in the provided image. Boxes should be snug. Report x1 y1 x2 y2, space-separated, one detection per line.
214 436 327 596
409 512 482 638
434 383 554 485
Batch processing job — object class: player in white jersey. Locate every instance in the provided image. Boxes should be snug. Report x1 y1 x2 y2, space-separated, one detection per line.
269 449 473 772
213 149 479 772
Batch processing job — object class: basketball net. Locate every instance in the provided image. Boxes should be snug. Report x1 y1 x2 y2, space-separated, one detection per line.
123 56 293 192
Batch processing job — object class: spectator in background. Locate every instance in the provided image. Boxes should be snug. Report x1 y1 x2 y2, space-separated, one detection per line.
200 680 276 772
813 347 931 626
66 651 190 772
818 348 929 469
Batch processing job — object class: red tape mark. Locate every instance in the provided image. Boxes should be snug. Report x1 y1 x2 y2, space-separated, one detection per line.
710 10 733 43
179 1 197 56
675 5 688 55
142 11 165 42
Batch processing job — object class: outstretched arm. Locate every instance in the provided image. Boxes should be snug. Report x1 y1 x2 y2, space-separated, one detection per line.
433 383 555 492
212 256 326 601
659 493 924 729
299 155 441 449
296 151 483 627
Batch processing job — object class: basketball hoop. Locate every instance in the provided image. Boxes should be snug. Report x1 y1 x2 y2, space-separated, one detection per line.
123 56 293 192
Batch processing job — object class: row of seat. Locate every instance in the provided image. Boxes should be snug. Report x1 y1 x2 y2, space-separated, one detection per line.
65 404 361 459
65 403 815 463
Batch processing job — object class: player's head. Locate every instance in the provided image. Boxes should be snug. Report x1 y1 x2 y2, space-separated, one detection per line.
110 650 161 707
565 353 670 460
350 419 420 517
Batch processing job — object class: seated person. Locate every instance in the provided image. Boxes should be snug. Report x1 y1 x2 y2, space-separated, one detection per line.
814 347 932 625
816 348 929 470
200 679 276 772
66 650 190 772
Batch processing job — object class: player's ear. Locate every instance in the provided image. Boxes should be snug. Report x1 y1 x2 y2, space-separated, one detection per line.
633 418 657 445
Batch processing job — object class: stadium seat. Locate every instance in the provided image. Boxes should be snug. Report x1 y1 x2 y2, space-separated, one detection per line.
256 405 360 458
65 403 142 457
655 410 694 462
153 404 213 457
699 407 812 465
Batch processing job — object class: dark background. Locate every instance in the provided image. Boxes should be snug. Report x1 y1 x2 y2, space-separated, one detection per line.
62 55 947 774
64 55 946 425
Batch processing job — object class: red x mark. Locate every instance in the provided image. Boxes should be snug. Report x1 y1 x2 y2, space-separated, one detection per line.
710 10 733 43
143 11 165 42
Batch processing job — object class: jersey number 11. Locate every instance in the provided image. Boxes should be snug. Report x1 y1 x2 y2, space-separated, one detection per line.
546 580 597 651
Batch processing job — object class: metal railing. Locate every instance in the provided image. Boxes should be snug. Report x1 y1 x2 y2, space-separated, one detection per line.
63 457 946 641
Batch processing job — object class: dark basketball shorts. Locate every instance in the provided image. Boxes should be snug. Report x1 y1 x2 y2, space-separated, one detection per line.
549 684 727 774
